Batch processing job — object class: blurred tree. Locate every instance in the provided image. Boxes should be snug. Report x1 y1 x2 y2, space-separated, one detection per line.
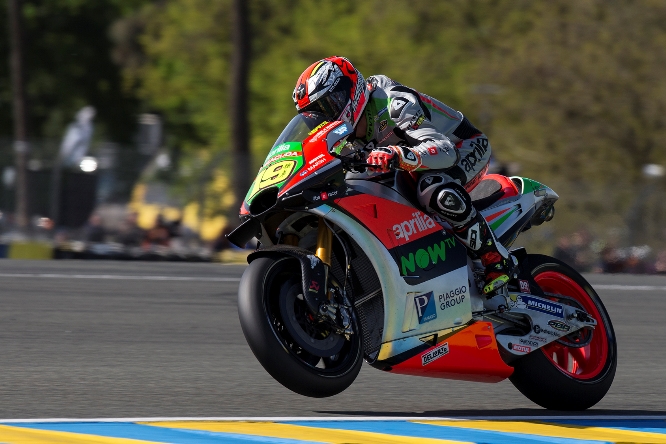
478 0 666 240
229 0 251 218
7 0 29 228
127 0 666 246
0 0 150 143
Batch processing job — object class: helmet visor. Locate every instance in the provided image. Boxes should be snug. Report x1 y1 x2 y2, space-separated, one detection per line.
300 90 348 121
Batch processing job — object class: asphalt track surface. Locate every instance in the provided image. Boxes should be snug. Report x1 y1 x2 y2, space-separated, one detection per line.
0 260 664 419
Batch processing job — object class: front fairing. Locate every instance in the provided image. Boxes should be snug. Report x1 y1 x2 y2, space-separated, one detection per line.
241 113 353 216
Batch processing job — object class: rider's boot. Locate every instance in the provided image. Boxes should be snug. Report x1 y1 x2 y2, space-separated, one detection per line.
451 210 516 295
421 180 516 295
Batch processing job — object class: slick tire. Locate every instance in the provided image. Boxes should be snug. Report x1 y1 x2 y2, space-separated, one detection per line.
238 256 363 398
509 254 617 411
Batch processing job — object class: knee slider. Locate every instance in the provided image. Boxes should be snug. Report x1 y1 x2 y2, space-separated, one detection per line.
431 182 473 224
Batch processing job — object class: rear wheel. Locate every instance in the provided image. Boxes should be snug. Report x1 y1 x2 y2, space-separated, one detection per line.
509 254 617 410
238 256 363 398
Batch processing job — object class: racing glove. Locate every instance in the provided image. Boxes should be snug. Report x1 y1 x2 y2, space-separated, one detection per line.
367 146 421 173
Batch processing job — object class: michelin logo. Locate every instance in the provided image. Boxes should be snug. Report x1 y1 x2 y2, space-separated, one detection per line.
522 296 564 318
422 342 449 366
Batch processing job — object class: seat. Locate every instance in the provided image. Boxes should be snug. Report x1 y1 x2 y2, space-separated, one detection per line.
470 174 520 211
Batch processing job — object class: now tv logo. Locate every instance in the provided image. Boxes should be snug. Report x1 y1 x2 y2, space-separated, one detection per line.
400 237 456 276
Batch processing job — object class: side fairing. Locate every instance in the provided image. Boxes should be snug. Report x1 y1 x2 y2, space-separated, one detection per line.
311 195 472 363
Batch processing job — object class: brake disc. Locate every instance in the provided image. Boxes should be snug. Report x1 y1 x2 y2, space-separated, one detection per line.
278 282 345 357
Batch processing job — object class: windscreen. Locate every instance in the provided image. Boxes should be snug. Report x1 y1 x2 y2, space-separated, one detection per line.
272 111 329 147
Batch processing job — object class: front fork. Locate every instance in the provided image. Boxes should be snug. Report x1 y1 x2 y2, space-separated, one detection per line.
315 217 353 337
316 216 333 266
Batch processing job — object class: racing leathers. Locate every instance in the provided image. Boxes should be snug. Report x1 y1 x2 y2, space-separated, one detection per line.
361 75 514 294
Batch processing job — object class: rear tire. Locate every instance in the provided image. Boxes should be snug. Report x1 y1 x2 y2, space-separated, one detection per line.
509 254 617 410
238 256 363 398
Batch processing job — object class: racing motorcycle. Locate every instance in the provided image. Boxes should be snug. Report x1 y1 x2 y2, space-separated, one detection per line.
229 111 616 411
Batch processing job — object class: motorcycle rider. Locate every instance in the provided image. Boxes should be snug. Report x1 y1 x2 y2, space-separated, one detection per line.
293 56 516 294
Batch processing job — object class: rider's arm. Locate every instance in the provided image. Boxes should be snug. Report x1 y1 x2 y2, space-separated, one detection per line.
392 118 459 171
373 89 459 172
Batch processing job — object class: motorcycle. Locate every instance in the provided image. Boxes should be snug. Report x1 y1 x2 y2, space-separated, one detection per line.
229 111 616 410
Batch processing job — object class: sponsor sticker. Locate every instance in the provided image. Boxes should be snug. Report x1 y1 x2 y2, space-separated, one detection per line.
512 344 531 353
519 338 539 347
422 342 449 366
522 296 564 318
332 125 349 136
548 320 571 332
306 255 319 269
411 115 425 129
392 232 467 286
308 121 329 135
437 286 466 311
414 292 437 324
379 119 388 132
519 279 531 293
529 335 548 343
268 143 292 156
460 137 489 173
266 151 300 165
399 237 456 276
308 153 325 165
392 211 437 241
534 324 560 336
310 122 339 142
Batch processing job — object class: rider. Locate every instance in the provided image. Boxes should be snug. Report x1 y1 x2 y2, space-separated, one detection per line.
292 56 516 294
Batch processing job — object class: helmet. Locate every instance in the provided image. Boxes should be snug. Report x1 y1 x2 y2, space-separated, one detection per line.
292 56 369 128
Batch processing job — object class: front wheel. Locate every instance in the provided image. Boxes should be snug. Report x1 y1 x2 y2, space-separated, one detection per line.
238 256 363 398
509 254 617 410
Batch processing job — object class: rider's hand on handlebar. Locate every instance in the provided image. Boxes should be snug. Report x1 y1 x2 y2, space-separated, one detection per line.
367 147 397 173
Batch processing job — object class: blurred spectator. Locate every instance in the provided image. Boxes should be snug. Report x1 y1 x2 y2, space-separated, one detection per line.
142 214 171 247
571 230 594 272
553 236 576 267
600 245 624 273
83 213 106 243
117 212 144 247
625 246 653 274
654 250 666 274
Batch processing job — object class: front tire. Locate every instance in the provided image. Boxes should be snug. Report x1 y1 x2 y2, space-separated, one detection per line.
509 254 617 410
238 256 363 398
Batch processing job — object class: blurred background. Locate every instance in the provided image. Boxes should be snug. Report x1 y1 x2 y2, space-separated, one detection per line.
1 0 666 272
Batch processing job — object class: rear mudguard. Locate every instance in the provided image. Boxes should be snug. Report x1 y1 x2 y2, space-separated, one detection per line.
247 246 329 315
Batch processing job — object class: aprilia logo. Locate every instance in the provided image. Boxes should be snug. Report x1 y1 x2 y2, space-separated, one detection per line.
460 137 489 173
422 342 449 366
393 212 436 241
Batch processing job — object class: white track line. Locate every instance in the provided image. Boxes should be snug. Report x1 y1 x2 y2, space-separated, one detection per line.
1 416 665 423
0 273 240 282
594 284 666 291
0 274 662 289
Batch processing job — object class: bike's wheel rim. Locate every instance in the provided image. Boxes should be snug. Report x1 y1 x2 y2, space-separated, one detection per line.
263 259 359 375
534 271 609 380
